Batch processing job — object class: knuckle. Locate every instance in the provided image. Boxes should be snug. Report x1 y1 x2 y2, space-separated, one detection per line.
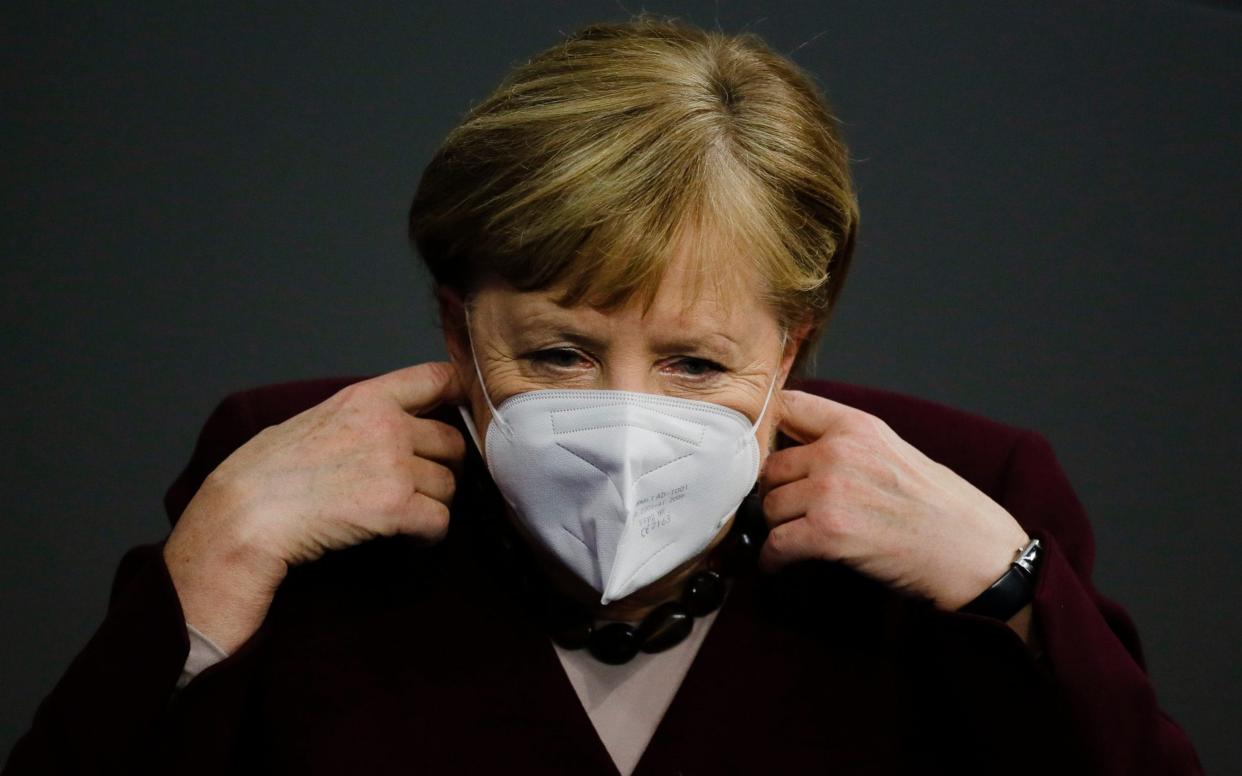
406 456 455 503
434 464 457 501
368 409 407 439
765 526 790 556
418 497 451 541
422 418 467 459
815 434 849 462
766 451 794 481
851 410 887 438
769 525 806 557
333 381 371 408
867 414 892 437
444 426 467 459
419 360 454 388
374 473 417 517
761 488 780 516
815 507 850 538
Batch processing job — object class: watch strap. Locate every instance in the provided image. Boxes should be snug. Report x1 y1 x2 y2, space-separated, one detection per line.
957 538 1041 621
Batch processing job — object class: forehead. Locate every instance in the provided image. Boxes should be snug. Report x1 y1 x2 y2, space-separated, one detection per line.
488 234 777 343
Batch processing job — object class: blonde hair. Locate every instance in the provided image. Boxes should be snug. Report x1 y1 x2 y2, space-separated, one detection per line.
409 15 859 376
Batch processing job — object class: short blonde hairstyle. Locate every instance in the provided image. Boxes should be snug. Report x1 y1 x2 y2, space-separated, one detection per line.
409 15 859 376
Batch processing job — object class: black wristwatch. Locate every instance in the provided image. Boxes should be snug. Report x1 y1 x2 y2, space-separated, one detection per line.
957 538 1042 621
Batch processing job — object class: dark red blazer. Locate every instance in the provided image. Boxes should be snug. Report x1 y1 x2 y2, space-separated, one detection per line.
4 376 1203 775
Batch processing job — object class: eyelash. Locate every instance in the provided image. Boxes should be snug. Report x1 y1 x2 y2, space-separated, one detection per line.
528 348 726 379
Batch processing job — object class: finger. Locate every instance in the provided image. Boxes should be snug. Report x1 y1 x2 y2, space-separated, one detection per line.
760 444 812 489
376 491 451 544
760 477 819 527
367 361 468 415
776 389 861 445
757 518 821 573
409 417 468 474
406 455 457 506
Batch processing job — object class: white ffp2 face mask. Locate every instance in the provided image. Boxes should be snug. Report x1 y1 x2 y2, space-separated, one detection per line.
456 312 782 605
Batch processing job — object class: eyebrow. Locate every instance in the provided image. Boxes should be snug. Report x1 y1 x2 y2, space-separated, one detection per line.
649 334 741 361
512 313 744 361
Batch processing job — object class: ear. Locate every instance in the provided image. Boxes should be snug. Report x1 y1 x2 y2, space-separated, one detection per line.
777 320 815 387
436 285 471 380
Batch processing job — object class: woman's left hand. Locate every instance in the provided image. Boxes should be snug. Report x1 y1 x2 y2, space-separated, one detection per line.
759 389 1032 614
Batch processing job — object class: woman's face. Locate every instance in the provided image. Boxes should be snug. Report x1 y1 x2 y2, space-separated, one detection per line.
443 242 803 471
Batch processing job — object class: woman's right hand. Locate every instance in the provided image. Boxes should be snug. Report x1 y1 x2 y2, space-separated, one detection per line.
162 362 468 653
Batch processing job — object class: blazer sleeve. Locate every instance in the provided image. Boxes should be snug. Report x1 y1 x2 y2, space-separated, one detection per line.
3 393 269 775
998 430 1203 775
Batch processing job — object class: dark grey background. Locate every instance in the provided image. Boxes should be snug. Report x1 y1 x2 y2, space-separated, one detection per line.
3 0 1238 770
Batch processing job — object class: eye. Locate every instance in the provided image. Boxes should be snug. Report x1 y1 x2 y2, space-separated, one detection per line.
529 348 591 369
668 357 725 379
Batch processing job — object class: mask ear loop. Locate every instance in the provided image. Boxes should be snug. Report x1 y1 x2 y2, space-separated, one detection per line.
458 300 511 452
749 328 789 433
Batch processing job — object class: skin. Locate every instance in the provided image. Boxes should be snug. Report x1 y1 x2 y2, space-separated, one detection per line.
439 257 793 623
165 240 1039 655
163 361 469 653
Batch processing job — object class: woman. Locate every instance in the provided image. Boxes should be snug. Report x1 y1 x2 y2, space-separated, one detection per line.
6 16 1201 776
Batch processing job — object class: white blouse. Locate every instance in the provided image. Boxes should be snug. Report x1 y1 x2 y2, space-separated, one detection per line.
551 607 723 775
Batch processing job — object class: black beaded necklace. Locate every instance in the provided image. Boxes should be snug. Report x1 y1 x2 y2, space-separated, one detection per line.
492 492 767 666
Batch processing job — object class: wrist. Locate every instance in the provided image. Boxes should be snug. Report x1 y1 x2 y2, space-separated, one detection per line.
172 473 289 584
164 540 280 654
937 528 1031 610
957 536 1042 622
164 488 287 653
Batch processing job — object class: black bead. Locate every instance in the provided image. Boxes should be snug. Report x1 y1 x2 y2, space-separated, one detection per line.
684 570 726 616
541 598 593 650
636 601 693 653
721 530 758 576
587 622 640 665
549 615 594 650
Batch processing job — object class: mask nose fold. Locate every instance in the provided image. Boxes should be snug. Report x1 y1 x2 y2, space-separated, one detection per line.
552 400 704 509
